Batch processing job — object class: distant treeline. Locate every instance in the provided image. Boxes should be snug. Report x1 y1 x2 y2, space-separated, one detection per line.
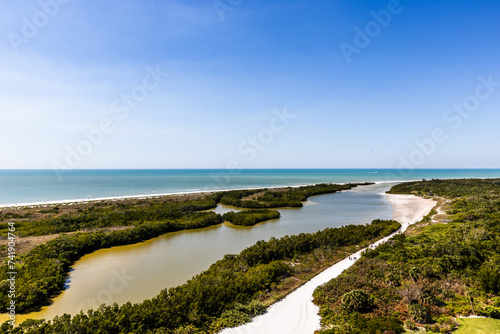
219 183 365 208
0 198 218 237
1 219 400 333
0 183 367 237
314 178 500 333
388 178 500 198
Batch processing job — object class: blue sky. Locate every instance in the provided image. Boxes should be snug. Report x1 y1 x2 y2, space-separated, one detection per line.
1 0 499 169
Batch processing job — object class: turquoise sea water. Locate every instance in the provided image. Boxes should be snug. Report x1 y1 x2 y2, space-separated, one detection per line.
1 169 500 206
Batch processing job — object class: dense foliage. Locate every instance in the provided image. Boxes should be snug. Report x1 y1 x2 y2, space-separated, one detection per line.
1 219 400 333
223 209 281 226
341 289 374 313
0 198 218 237
239 219 399 267
314 178 500 333
387 178 500 198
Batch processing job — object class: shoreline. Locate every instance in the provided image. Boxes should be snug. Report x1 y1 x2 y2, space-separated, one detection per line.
0 180 410 209
220 193 436 334
1 171 497 209
1 183 435 329
2 181 399 325
384 193 437 232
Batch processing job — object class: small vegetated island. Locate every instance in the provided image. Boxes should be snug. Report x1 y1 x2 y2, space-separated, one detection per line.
0 182 390 332
223 209 281 226
313 178 500 333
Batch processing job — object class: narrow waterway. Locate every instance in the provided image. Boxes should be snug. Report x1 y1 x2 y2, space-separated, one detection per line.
8 183 395 324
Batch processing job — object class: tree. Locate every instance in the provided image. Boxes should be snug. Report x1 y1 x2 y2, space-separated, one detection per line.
341 289 374 313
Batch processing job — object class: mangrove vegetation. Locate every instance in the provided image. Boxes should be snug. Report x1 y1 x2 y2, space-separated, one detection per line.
0 183 366 316
1 219 400 333
313 178 500 333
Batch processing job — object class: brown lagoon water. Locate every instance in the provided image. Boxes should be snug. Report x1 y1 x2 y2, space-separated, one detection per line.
8 183 395 324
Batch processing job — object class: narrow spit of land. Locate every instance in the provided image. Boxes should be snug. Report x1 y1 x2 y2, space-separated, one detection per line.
219 193 436 333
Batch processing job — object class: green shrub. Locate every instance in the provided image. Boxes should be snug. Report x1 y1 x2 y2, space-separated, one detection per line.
479 306 500 319
246 300 266 316
478 265 500 294
405 319 416 330
173 325 203 334
215 309 251 328
408 303 432 324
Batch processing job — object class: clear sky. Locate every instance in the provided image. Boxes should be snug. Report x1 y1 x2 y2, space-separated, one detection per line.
1 0 499 169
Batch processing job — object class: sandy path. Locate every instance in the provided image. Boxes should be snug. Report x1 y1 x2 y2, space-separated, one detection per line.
220 193 436 334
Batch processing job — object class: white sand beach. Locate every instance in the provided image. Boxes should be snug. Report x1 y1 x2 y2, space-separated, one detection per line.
220 193 436 334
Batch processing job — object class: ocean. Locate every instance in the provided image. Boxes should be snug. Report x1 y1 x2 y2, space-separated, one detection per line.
1 169 500 206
